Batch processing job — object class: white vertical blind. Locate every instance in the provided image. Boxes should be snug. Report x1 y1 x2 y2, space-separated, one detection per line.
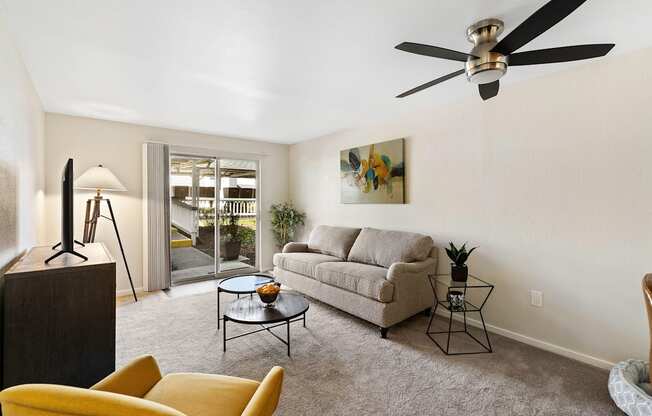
142 142 171 291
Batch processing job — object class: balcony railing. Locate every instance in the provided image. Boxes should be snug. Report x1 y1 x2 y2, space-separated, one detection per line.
171 199 198 244
220 198 256 217
171 198 256 239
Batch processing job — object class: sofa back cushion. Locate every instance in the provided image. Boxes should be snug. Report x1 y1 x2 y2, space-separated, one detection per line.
347 227 433 268
307 225 362 259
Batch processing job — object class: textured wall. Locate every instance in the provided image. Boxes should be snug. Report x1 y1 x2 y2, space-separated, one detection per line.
289 48 652 366
0 6 44 269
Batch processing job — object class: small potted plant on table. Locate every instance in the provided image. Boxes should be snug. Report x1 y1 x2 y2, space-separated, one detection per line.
446 242 477 282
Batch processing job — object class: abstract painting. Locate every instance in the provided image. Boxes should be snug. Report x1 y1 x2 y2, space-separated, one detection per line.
340 138 405 204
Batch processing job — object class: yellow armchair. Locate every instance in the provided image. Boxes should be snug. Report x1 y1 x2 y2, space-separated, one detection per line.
0 355 284 416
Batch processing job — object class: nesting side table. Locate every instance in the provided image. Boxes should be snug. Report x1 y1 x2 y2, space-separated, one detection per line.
426 274 494 355
217 273 274 329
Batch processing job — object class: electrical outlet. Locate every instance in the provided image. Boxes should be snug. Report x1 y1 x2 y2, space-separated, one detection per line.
530 290 543 307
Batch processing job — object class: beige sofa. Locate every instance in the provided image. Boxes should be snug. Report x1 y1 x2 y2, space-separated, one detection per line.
273 225 437 338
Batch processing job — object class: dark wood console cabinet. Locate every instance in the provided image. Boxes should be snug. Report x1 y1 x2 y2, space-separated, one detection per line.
1 243 116 388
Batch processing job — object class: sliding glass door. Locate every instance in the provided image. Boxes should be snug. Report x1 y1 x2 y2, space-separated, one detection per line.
169 154 258 284
169 156 217 284
217 159 258 273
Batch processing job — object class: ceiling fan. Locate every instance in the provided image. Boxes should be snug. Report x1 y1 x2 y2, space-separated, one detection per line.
395 0 615 101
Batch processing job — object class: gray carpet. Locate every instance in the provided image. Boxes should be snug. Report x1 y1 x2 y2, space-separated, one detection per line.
117 289 620 415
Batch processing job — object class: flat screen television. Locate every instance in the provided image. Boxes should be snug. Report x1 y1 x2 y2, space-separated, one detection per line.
61 158 74 251
45 158 88 263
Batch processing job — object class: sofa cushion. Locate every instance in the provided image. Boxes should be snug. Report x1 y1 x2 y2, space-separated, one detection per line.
307 225 361 259
273 252 342 277
315 262 394 303
347 227 434 268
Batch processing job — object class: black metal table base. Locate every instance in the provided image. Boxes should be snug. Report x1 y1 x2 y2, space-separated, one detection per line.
425 274 494 356
217 291 251 330
426 304 492 355
223 314 306 357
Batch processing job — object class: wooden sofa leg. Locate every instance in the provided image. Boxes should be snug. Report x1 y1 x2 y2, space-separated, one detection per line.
380 327 389 339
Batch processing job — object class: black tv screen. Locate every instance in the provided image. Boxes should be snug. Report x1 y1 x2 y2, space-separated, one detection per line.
60 158 74 252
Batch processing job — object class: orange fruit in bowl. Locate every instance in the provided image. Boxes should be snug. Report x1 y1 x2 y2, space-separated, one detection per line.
256 283 280 295
256 282 281 305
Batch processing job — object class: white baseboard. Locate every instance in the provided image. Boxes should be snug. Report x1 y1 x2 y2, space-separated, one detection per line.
436 310 614 370
116 287 144 297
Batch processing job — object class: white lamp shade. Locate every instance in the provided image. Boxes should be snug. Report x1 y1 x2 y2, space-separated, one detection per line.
75 165 127 192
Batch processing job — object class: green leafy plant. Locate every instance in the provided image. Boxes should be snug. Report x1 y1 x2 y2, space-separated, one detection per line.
220 202 241 243
270 202 306 249
445 242 477 267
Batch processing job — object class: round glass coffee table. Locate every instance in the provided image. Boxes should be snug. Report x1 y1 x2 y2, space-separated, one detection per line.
223 293 309 357
216 274 274 330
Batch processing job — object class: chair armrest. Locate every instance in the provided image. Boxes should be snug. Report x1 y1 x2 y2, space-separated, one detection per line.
91 355 163 398
0 384 184 416
387 257 436 281
242 366 284 416
282 242 308 253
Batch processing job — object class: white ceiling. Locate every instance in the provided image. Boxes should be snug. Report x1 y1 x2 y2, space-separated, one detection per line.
4 0 652 143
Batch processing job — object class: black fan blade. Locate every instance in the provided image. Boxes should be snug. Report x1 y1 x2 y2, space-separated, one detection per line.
396 69 465 98
479 81 500 101
509 44 615 66
396 42 478 62
492 0 588 55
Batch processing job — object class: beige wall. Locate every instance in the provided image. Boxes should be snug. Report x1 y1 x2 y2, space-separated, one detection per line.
289 48 652 367
0 7 44 269
44 114 289 294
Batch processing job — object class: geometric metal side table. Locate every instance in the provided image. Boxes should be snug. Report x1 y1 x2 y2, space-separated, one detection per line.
426 274 494 355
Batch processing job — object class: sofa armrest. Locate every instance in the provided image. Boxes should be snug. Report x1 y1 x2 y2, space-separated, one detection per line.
282 242 308 253
386 257 437 306
91 355 163 398
387 257 437 281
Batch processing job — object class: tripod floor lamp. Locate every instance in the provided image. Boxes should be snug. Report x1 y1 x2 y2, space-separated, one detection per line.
75 165 138 301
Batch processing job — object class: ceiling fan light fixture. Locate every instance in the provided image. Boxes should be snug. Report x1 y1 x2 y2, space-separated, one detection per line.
465 53 508 84
465 20 508 84
467 65 507 84
394 0 615 100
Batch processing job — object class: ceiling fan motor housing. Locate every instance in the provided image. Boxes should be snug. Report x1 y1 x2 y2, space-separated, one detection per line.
465 19 508 84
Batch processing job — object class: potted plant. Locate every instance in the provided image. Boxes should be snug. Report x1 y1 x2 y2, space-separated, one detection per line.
445 242 477 282
221 205 241 261
270 202 306 249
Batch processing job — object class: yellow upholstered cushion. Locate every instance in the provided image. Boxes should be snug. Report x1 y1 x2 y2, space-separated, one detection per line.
0 356 283 416
0 384 184 416
92 355 163 398
144 373 260 416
